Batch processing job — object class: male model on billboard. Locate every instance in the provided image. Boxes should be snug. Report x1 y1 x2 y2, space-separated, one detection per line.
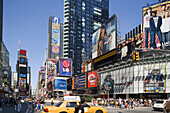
143 7 152 48
150 11 163 49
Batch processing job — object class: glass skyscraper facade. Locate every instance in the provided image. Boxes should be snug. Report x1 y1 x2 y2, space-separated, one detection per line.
63 0 109 74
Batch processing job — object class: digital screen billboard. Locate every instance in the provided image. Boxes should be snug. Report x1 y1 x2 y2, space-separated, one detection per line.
59 58 72 76
20 49 26 56
92 15 117 59
13 72 17 84
55 79 67 90
19 74 26 78
143 64 166 93
88 71 98 88
19 77 26 91
74 74 86 89
51 16 60 55
143 1 170 49
19 57 27 67
40 66 45 73
101 75 114 94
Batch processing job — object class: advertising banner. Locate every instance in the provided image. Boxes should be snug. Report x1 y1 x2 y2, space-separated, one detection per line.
19 57 27 67
47 75 54 83
55 79 67 90
59 58 72 76
101 74 114 94
88 71 98 88
19 49 26 56
51 16 60 55
19 74 26 78
92 15 117 59
19 77 26 91
74 74 86 89
143 1 170 49
47 58 58 75
27 73 29 84
13 72 17 84
40 66 45 73
143 64 166 93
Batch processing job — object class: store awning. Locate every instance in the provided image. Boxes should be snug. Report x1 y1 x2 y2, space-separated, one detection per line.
0 90 9 94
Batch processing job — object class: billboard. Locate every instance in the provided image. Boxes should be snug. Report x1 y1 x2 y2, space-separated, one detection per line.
47 58 58 75
40 66 45 73
19 57 27 67
55 79 67 90
13 72 17 84
51 16 60 55
20 49 26 56
19 74 26 78
74 74 86 89
88 71 98 88
143 64 166 93
92 15 117 59
19 77 26 91
59 58 72 76
27 73 29 84
143 1 170 49
101 74 114 94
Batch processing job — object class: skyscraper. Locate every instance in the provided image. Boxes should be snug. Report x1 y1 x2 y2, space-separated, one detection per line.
63 0 109 74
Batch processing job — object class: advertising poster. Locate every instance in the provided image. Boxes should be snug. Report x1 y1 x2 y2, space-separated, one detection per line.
19 49 26 56
74 74 86 89
19 77 26 91
13 72 17 84
51 16 60 55
27 73 29 84
55 79 67 90
92 15 116 59
143 64 166 93
143 1 170 49
19 57 27 67
60 58 72 76
40 66 45 73
19 74 26 78
47 75 54 83
88 71 98 88
101 74 114 94
47 58 58 75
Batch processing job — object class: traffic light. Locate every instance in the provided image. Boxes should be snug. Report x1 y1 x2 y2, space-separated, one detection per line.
136 52 139 61
132 52 139 62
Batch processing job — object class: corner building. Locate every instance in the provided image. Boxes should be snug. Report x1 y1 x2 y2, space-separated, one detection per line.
63 0 109 74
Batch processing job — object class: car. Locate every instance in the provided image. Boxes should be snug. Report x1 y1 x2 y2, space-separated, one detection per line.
42 100 107 113
153 100 167 111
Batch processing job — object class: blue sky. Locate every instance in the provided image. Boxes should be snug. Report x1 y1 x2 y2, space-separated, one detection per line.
3 0 156 91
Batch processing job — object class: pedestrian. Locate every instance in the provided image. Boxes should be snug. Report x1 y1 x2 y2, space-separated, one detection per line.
78 98 85 113
51 97 54 105
0 98 2 112
14 98 17 110
17 98 22 112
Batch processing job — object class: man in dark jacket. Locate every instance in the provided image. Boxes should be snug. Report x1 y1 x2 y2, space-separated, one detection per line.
150 11 163 49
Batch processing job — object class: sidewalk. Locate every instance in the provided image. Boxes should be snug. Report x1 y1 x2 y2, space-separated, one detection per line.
0 103 28 113
104 106 152 110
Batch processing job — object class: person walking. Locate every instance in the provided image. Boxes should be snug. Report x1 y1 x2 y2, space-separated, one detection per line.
17 98 22 112
0 98 2 112
14 98 17 111
51 97 54 105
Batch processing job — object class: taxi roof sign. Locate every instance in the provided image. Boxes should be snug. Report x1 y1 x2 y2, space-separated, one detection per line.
64 96 80 101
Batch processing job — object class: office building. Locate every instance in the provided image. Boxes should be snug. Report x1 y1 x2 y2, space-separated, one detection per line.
63 0 109 74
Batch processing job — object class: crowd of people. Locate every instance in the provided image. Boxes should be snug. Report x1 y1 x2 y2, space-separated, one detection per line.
91 97 159 109
0 97 22 112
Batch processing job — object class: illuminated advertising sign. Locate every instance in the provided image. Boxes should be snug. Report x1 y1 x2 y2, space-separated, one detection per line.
19 77 26 91
55 79 67 90
88 71 98 88
60 58 72 76
143 1 170 49
47 75 54 83
101 75 114 94
40 66 45 73
74 74 86 89
47 58 58 75
19 57 27 67
51 16 60 55
92 15 117 59
27 73 29 84
143 64 166 93
19 74 26 78
13 72 17 84
20 49 26 56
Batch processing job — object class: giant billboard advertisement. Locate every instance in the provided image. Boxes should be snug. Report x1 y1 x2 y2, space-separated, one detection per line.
51 16 60 55
92 15 117 59
88 71 98 88
74 74 86 89
19 77 26 91
59 58 72 76
143 64 166 93
143 1 170 49
13 72 17 85
55 79 67 90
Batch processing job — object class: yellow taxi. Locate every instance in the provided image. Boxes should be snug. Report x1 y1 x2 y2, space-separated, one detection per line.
42 100 107 113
